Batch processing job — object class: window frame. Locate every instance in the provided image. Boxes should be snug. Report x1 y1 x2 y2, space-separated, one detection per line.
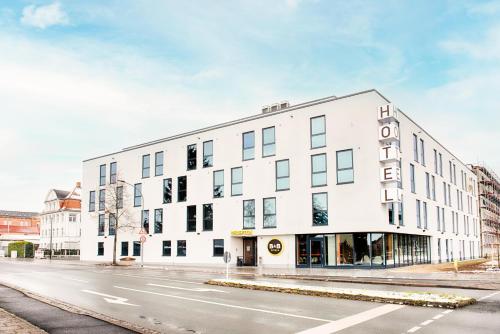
99 164 106 186
163 178 172 204
312 192 328 226
203 140 213 168
97 242 104 256
98 214 105 236
336 149 354 185
310 115 326 149
134 183 142 207
187 144 197 171
243 199 255 229
155 151 164 176
263 197 276 228
203 203 213 231
410 164 416 193
177 176 187 202
154 208 163 234
311 153 327 187
231 167 243 196
262 126 276 157
121 241 128 256
89 191 96 212
108 213 116 236
213 239 224 257
142 154 150 178
110 162 117 184
275 159 290 191
213 170 224 198
186 205 196 232
177 240 186 257
242 131 255 161
162 240 171 256
98 189 105 211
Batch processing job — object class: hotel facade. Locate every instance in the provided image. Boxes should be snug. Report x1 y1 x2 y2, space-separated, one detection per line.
80 90 481 268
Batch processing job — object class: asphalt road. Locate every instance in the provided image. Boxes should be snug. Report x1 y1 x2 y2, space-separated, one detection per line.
0 260 499 334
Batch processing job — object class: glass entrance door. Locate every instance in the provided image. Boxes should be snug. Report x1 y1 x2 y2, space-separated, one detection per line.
309 237 324 267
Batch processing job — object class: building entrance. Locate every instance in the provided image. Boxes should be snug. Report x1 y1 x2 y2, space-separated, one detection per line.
309 237 324 267
243 237 257 266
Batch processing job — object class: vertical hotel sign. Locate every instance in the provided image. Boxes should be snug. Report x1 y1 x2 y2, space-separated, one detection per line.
378 104 402 203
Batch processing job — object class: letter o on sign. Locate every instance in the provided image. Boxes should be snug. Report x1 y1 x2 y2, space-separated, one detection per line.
267 239 283 255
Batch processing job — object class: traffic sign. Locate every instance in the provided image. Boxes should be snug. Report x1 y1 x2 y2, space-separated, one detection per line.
140 235 146 243
139 228 147 236
223 251 231 263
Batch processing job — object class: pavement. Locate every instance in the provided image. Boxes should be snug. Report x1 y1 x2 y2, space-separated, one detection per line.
0 259 499 334
0 307 46 334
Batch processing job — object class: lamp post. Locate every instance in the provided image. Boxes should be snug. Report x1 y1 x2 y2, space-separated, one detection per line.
117 179 145 268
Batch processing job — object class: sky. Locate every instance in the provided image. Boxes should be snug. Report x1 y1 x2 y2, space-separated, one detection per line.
0 0 499 211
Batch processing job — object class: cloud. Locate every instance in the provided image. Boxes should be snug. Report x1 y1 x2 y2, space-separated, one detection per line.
440 24 500 60
21 2 68 29
466 0 500 15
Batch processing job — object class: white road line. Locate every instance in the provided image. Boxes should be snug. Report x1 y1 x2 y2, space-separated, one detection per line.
432 314 443 320
295 304 405 334
442 309 453 314
420 320 433 326
114 285 331 322
147 283 227 293
478 291 500 301
112 273 204 285
82 289 139 306
61 276 89 283
407 326 421 333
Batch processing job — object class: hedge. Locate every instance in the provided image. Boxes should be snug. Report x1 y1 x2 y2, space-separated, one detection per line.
8 241 34 258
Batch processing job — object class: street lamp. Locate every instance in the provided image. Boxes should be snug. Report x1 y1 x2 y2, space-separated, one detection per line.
117 179 145 268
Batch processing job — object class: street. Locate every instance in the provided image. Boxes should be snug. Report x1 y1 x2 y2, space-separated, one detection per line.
0 260 499 334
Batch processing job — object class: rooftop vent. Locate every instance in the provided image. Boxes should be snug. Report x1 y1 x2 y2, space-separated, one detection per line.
261 100 290 114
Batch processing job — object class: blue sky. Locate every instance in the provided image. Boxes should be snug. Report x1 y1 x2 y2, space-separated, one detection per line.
0 0 499 211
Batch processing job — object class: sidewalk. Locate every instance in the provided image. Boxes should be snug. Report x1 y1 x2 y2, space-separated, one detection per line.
0 308 46 334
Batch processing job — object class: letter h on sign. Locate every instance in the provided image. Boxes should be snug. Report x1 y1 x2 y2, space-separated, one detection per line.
377 104 398 122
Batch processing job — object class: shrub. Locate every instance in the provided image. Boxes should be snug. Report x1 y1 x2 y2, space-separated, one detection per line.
7 241 34 258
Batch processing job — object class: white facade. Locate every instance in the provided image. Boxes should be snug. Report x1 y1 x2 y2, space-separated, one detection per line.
81 90 480 268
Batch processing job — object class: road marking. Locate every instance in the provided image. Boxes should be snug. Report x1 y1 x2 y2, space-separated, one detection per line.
407 326 421 333
442 309 453 314
147 283 227 293
112 273 204 285
295 304 405 334
432 314 443 320
478 291 500 301
82 289 139 306
114 285 331 322
420 319 433 326
61 276 88 283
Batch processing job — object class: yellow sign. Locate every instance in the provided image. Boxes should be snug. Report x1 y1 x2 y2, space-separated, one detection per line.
231 230 253 236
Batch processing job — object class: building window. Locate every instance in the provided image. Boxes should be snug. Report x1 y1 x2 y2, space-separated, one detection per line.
453 164 457 185
154 208 163 234
203 140 213 167
388 202 394 225
410 164 416 193
449 161 453 183
98 214 105 236
442 207 446 232
423 202 428 229
187 144 197 170
311 153 327 187
99 164 106 186
416 199 421 228
433 149 438 174
398 200 404 226
243 199 255 229
121 241 128 256
276 159 290 191
213 239 224 257
439 153 443 176
162 241 171 256
142 210 149 234
437 206 441 231
89 191 96 212
203 204 213 231
447 184 452 206
413 134 419 162
110 162 117 184
99 189 105 211
231 167 243 196
310 115 326 149
163 178 172 204
109 214 116 236
242 131 255 160
69 214 77 222
155 151 164 176
142 154 150 178
431 175 436 201
178 176 187 202
262 127 276 157
443 182 447 205
312 193 328 226
425 172 430 199
336 149 354 184
213 170 224 198
420 139 425 166
263 197 276 228
177 240 186 256
134 183 142 207
133 241 141 256
116 186 123 209
97 242 104 256
187 205 196 232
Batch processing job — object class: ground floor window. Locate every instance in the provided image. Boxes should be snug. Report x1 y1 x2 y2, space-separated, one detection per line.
162 240 171 256
133 241 141 256
177 240 186 256
213 239 224 257
121 241 128 256
97 242 104 256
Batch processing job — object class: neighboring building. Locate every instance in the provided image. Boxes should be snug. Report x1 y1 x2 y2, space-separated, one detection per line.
0 210 40 256
40 183 82 255
81 89 481 268
470 164 500 259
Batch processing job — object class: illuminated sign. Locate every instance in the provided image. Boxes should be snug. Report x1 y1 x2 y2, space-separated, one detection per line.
231 230 253 236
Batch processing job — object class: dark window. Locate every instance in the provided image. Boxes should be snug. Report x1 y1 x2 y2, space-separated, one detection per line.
99 189 105 211
213 170 224 198
116 186 123 209
109 214 116 236
310 115 326 148
213 239 224 257
187 144 197 170
410 164 416 193
99 164 106 186
262 127 275 157
434 149 438 174
177 240 186 256
263 197 276 228
162 240 171 256
142 210 149 234
416 199 421 228
203 141 213 167
187 205 196 232
178 176 187 202
336 149 354 184
398 200 404 226
97 242 104 256
110 162 117 184
311 153 327 187
242 131 255 160
142 154 150 178
155 151 164 176
439 153 443 176
163 178 172 204
388 202 394 225
243 199 255 229
203 204 213 231
98 214 105 236
134 183 142 207
154 208 163 234
276 159 290 191
89 191 96 212
425 172 430 198
413 134 419 162
133 241 141 256
231 167 243 196
354 233 370 265
423 202 428 229
420 139 425 166
121 241 128 256
312 193 328 226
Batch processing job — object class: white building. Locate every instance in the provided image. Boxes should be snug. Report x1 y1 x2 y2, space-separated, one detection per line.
40 184 82 255
80 90 481 268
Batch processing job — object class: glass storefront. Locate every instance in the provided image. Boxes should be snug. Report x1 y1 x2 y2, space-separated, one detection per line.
295 233 431 268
